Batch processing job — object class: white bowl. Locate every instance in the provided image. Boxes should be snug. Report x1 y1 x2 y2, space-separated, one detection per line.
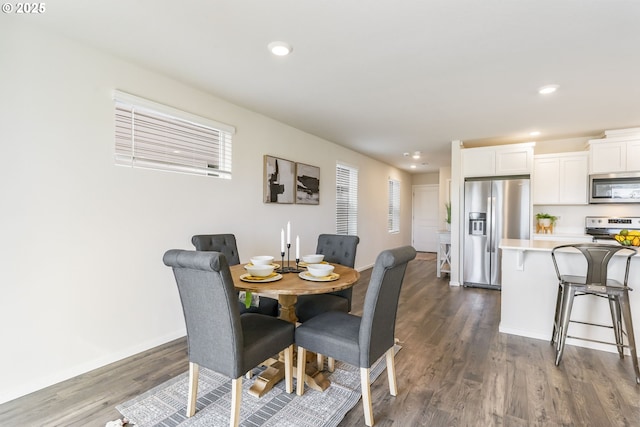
245 264 275 277
306 263 335 277
250 255 274 266
302 254 324 264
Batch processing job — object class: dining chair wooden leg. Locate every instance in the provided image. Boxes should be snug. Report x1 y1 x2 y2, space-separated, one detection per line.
187 362 199 417
296 346 306 396
360 367 374 426
284 345 294 393
317 353 324 370
230 377 242 427
385 347 398 396
328 357 335 372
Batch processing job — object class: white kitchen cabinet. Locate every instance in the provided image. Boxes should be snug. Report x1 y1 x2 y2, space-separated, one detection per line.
589 138 640 173
627 140 640 171
462 143 533 177
533 152 588 205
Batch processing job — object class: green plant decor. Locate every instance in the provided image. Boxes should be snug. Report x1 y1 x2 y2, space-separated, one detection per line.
535 213 557 223
445 202 451 224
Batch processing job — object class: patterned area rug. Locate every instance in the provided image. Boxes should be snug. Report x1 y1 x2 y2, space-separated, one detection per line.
117 347 399 427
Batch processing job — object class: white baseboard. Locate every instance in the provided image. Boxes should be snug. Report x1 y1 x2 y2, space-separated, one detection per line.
356 263 374 272
498 325 628 356
0 329 186 405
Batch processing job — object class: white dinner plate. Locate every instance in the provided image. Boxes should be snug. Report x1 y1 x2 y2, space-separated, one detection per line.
240 273 283 283
298 261 330 268
244 263 281 269
298 271 340 282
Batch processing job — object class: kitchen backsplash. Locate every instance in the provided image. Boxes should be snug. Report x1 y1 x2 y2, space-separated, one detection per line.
534 204 640 234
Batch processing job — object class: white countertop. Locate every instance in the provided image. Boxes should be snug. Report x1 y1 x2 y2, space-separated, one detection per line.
532 232 592 241
500 238 639 255
500 239 564 251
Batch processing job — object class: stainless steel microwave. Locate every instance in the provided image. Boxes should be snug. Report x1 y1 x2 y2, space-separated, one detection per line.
589 172 640 203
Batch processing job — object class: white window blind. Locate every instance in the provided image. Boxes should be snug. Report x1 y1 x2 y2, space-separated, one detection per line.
114 90 235 179
388 178 400 233
336 164 358 235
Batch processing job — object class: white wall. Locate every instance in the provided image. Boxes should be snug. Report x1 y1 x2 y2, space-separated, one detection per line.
411 172 438 186
0 22 413 403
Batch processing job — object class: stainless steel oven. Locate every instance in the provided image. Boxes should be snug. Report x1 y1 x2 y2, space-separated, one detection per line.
585 216 640 242
589 172 640 203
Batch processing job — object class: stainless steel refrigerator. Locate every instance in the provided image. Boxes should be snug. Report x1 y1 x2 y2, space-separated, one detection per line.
463 176 530 290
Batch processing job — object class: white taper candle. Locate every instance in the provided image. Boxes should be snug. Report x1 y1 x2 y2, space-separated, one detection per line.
281 229 285 253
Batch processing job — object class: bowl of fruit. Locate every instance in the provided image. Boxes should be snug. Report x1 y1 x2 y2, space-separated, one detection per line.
614 229 640 246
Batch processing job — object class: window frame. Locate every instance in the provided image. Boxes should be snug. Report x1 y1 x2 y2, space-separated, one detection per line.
388 178 400 233
113 90 235 179
336 163 358 236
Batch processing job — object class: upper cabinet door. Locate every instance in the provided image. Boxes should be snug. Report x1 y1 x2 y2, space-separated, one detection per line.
461 148 495 177
626 140 640 171
495 146 533 176
533 152 588 205
533 157 560 204
590 141 626 174
558 154 588 205
462 143 533 178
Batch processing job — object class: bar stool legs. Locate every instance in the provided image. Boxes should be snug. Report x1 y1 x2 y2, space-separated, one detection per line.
554 286 575 366
553 285 640 384
619 294 640 384
608 297 624 359
550 283 563 347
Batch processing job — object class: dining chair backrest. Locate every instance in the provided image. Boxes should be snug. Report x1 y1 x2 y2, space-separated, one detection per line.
315 234 360 310
359 245 416 367
163 249 244 379
191 234 241 266
316 234 360 268
192 233 280 317
551 243 635 287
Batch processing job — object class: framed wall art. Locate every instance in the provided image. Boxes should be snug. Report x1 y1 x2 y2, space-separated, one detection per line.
264 155 295 204
295 162 320 205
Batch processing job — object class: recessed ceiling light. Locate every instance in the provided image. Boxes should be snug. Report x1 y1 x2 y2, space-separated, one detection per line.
412 151 421 159
529 131 541 136
268 41 292 56
538 85 559 95
410 165 417 169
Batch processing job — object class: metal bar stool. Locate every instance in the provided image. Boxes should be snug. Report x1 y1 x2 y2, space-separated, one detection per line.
550 243 639 384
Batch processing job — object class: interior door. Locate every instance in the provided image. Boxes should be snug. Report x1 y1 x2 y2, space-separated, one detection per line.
412 184 439 252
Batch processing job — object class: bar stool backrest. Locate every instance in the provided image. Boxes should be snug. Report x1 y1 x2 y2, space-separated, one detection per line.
551 243 636 287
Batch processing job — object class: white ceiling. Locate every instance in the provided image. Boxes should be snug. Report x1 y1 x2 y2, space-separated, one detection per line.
32 0 640 172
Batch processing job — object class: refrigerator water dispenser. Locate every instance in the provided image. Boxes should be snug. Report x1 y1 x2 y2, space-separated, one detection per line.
468 212 486 236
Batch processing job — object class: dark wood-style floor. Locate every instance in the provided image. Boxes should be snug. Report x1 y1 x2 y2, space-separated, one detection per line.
2 255 639 426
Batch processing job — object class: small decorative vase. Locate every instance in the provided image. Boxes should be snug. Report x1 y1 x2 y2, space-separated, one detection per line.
445 222 451 231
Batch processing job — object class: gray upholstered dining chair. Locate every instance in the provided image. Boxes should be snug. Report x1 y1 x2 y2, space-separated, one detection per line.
295 245 416 426
295 234 360 323
192 234 279 317
163 249 295 426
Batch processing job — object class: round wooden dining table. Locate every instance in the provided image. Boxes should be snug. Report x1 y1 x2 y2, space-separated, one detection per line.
229 262 360 397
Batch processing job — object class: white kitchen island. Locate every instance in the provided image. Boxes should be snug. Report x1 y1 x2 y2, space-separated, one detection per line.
499 238 640 355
